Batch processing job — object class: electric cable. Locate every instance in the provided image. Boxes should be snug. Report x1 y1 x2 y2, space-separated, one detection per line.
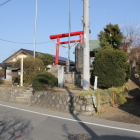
0 0 12 7
0 38 51 44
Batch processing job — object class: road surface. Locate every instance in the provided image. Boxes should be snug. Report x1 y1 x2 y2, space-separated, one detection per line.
0 101 139 140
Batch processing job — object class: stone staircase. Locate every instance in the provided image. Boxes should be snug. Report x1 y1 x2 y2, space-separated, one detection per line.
15 87 33 104
2 78 12 86
0 78 33 104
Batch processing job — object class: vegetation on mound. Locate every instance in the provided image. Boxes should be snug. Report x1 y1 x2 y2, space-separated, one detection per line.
32 72 58 91
0 79 3 84
12 56 44 85
92 47 130 88
77 86 129 105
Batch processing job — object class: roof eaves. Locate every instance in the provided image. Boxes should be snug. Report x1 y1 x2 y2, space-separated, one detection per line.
3 48 33 63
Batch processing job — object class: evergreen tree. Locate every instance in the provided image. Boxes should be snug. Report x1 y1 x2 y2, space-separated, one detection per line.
98 23 124 49
36 53 54 67
93 47 130 88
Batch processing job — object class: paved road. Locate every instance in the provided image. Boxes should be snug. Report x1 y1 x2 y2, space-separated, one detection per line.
0 101 139 140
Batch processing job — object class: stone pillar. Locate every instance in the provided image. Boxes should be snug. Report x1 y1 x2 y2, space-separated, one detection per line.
94 76 98 90
58 66 64 88
50 65 64 88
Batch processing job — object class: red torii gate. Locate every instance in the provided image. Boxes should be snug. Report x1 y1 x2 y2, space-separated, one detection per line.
50 31 84 65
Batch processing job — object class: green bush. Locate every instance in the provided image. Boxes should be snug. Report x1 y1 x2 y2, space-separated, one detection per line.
0 69 4 79
0 79 3 84
78 86 128 105
93 47 130 88
36 53 54 67
32 72 57 90
12 56 44 85
110 86 128 105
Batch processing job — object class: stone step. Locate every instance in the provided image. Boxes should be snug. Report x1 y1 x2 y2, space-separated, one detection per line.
2 79 12 86
23 91 32 94
3 80 12 84
18 94 32 98
15 97 30 103
3 78 12 82
25 90 33 93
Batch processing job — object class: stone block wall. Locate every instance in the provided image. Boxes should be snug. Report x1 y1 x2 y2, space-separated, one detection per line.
64 73 75 83
0 87 112 116
0 87 27 102
30 91 97 115
64 73 83 86
0 87 33 103
50 65 83 86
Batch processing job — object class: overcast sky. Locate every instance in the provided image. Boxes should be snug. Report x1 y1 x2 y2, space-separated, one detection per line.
0 0 140 62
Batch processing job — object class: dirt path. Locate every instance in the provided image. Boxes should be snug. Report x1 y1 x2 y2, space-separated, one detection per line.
94 105 140 125
94 80 140 125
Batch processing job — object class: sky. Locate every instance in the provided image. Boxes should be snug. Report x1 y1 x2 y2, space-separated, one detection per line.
0 0 140 63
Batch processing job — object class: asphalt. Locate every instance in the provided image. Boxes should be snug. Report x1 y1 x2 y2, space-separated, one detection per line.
0 101 139 140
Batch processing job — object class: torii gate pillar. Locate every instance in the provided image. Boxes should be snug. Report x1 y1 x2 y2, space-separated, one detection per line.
50 31 84 65
55 37 60 65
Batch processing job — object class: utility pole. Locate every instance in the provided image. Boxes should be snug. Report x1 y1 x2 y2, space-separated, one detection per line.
34 0 38 58
20 56 23 86
83 0 90 90
67 0 72 73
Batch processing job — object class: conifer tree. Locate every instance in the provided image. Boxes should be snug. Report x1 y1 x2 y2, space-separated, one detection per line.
98 24 124 49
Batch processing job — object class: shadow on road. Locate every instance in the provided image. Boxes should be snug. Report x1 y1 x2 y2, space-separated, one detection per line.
118 87 140 120
0 115 33 140
65 86 95 139
64 86 140 140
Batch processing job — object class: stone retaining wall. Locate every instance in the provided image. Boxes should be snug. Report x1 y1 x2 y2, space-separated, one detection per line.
30 91 111 115
0 87 111 116
0 87 33 103
0 87 25 102
30 91 96 115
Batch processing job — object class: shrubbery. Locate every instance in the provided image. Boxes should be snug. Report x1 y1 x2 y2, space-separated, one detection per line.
32 72 57 90
12 56 44 85
93 47 130 88
0 69 4 79
36 53 54 67
110 86 128 105
0 79 3 84
0 69 4 85
77 86 128 105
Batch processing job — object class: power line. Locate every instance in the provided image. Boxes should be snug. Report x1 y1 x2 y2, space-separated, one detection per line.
0 38 51 44
0 0 12 7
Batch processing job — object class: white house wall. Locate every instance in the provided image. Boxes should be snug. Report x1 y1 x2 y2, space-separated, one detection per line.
10 54 28 62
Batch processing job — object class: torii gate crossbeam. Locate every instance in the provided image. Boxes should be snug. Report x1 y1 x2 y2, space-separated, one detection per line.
50 31 84 65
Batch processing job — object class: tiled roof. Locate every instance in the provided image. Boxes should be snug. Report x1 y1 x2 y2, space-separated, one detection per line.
3 48 75 64
0 63 5 68
89 40 100 52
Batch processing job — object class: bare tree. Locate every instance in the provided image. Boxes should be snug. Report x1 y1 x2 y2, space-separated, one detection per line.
121 24 140 52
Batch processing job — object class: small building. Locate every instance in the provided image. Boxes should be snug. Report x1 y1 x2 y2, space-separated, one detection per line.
10 67 20 85
89 40 100 57
1 48 75 79
1 40 101 79
75 40 100 73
